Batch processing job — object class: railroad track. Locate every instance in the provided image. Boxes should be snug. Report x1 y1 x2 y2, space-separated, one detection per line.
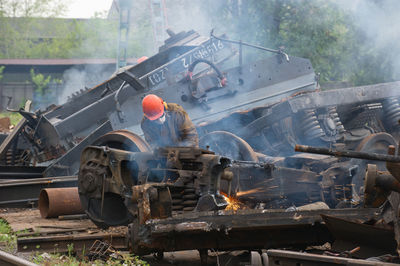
17 232 126 253
0 176 77 208
0 249 37 266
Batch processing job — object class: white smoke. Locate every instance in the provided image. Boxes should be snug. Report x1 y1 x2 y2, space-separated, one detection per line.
59 64 114 104
334 0 400 79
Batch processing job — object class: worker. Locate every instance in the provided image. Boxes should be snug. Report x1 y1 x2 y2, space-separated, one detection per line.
141 94 199 148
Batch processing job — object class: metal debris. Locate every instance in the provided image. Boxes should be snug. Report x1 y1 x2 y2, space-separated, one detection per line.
88 240 122 261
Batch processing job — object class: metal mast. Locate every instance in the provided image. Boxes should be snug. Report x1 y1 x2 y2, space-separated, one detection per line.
149 0 168 52
116 0 132 70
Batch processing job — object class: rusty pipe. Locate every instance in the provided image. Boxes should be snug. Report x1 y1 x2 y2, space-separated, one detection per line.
38 187 84 218
295 144 400 162
365 164 400 194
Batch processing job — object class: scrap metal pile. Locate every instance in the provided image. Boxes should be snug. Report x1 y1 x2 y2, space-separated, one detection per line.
1 29 400 265
77 138 400 264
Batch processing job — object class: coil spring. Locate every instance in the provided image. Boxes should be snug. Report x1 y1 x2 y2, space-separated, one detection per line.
4 149 27 165
328 106 345 134
171 187 198 212
321 183 353 207
334 184 353 202
383 98 400 129
300 110 324 140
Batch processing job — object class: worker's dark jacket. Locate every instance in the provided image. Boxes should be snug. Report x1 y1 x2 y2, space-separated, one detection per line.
141 103 199 148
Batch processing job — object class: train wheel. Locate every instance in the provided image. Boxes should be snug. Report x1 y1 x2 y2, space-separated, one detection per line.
78 130 150 228
92 129 151 152
199 131 258 162
350 132 396 202
250 251 262 266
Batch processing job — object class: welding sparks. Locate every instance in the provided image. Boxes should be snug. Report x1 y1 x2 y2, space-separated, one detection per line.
236 188 265 197
221 192 246 211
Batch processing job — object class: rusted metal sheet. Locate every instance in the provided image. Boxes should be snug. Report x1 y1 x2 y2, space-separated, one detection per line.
130 208 380 255
38 187 84 218
321 214 397 259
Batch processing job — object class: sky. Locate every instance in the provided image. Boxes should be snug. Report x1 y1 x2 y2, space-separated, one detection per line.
64 0 114 18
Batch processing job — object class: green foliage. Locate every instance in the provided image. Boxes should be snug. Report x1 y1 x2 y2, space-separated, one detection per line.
0 219 12 240
0 112 22 126
272 1 354 83
0 218 16 251
202 0 396 86
0 0 395 87
32 249 149 265
30 69 51 95
0 0 154 60
0 219 149 266
67 243 74 257
0 0 70 58
0 0 68 17
0 66 4 81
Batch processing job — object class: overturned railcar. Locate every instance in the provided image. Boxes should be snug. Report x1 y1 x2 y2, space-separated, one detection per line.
73 31 400 264
0 29 317 178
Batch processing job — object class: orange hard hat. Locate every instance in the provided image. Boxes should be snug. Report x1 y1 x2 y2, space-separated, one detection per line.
142 94 164 120
137 56 148 64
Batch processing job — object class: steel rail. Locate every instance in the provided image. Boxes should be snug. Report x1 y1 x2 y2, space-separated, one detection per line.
17 232 127 253
0 166 46 179
0 176 77 208
0 249 37 266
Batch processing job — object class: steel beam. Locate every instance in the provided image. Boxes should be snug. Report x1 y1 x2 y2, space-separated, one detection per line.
132 208 380 254
0 166 46 179
0 176 77 208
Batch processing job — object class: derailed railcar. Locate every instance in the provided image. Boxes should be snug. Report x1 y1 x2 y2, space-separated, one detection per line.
0 29 317 179
2 28 400 264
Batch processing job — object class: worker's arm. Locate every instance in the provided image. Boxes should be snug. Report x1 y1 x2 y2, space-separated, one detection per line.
176 110 199 147
141 120 157 149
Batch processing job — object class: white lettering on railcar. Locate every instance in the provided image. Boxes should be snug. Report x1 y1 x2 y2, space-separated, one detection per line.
147 40 226 87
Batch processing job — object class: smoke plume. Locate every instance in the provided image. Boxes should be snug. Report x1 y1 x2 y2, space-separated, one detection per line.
334 0 400 81
59 64 114 104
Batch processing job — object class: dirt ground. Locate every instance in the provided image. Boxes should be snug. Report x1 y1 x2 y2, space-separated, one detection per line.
0 208 95 232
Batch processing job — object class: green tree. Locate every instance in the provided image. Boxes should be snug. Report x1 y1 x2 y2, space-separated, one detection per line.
30 69 51 95
0 0 68 17
0 0 68 58
0 1 153 60
0 66 4 81
200 0 396 86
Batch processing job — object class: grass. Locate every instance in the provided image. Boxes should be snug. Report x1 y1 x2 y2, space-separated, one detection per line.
32 248 150 266
0 219 16 252
0 220 149 265
0 112 23 126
